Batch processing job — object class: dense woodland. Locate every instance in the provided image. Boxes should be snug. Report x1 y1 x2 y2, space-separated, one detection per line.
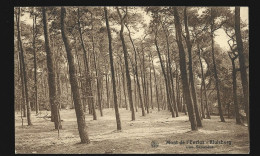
14 6 249 146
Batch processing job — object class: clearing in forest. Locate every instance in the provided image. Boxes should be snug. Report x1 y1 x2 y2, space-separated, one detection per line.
15 108 249 154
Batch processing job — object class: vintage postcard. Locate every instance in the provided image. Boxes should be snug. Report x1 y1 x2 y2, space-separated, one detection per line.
14 6 249 154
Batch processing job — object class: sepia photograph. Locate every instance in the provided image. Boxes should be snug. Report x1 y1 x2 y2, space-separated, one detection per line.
14 6 249 154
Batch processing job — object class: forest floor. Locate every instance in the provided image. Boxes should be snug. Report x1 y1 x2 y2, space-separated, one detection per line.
15 108 249 154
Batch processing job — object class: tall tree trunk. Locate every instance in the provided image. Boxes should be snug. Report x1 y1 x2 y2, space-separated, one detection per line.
148 54 153 110
32 13 39 114
198 45 211 119
105 74 110 108
235 7 249 130
200 77 205 119
149 67 153 109
175 67 182 112
142 48 149 114
16 22 27 117
119 59 128 110
184 7 202 127
125 25 145 116
17 8 32 126
154 29 175 117
61 7 90 143
116 7 135 121
210 8 225 122
67 65 75 109
151 57 160 111
65 74 70 108
74 42 86 112
173 7 197 130
133 75 138 112
166 62 174 114
161 22 178 116
117 67 122 108
17 51 24 125
42 7 62 129
56 70 62 110
104 7 122 130
91 37 103 117
77 8 96 120
228 53 242 124
18 39 27 118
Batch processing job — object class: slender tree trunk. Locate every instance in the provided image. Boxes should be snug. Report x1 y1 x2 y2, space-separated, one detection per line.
210 8 225 122
17 52 24 125
133 75 138 112
65 74 70 108
56 70 62 110
232 61 241 124
166 63 174 114
17 8 32 126
173 7 197 130
18 39 27 119
69 64 75 109
154 29 175 117
77 8 96 120
91 37 103 117
235 7 249 130
151 57 160 111
118 67 122 108
146 80 150 112
104 7 122 130
125 25 145 116
105 74 110 108
116 7 135 121
42 7 62 129
229 54 241 124
200 78 205 119
184 7 202 126
74 42 86 112
119 60 128 110
61 7 90 143
149 55 153 110
17 26 27 118
142 48 149 114
161 22 178 116
198 45 210 119
32 13 39 114
176 68 182 112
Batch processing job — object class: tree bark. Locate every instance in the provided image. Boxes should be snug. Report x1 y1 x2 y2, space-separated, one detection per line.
141 47 149 114
17 7 32 126
104 7 122 130
149 64 153 109
91 36 103 117
198 45 211 119
154 28 175 117
184 7 202 126
119 58 128 110
235 7 249 130
126 25 145 116
161 21 178 116
210 8 225 122
151 56 160 111
32 12 39 114
77 8 96 120
116 7 135 120
173 7 197 130
42 7 62 129
175 67 182 112
61 7 90 143
228 53 241 124
105 74 110 108
74 42 86 112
